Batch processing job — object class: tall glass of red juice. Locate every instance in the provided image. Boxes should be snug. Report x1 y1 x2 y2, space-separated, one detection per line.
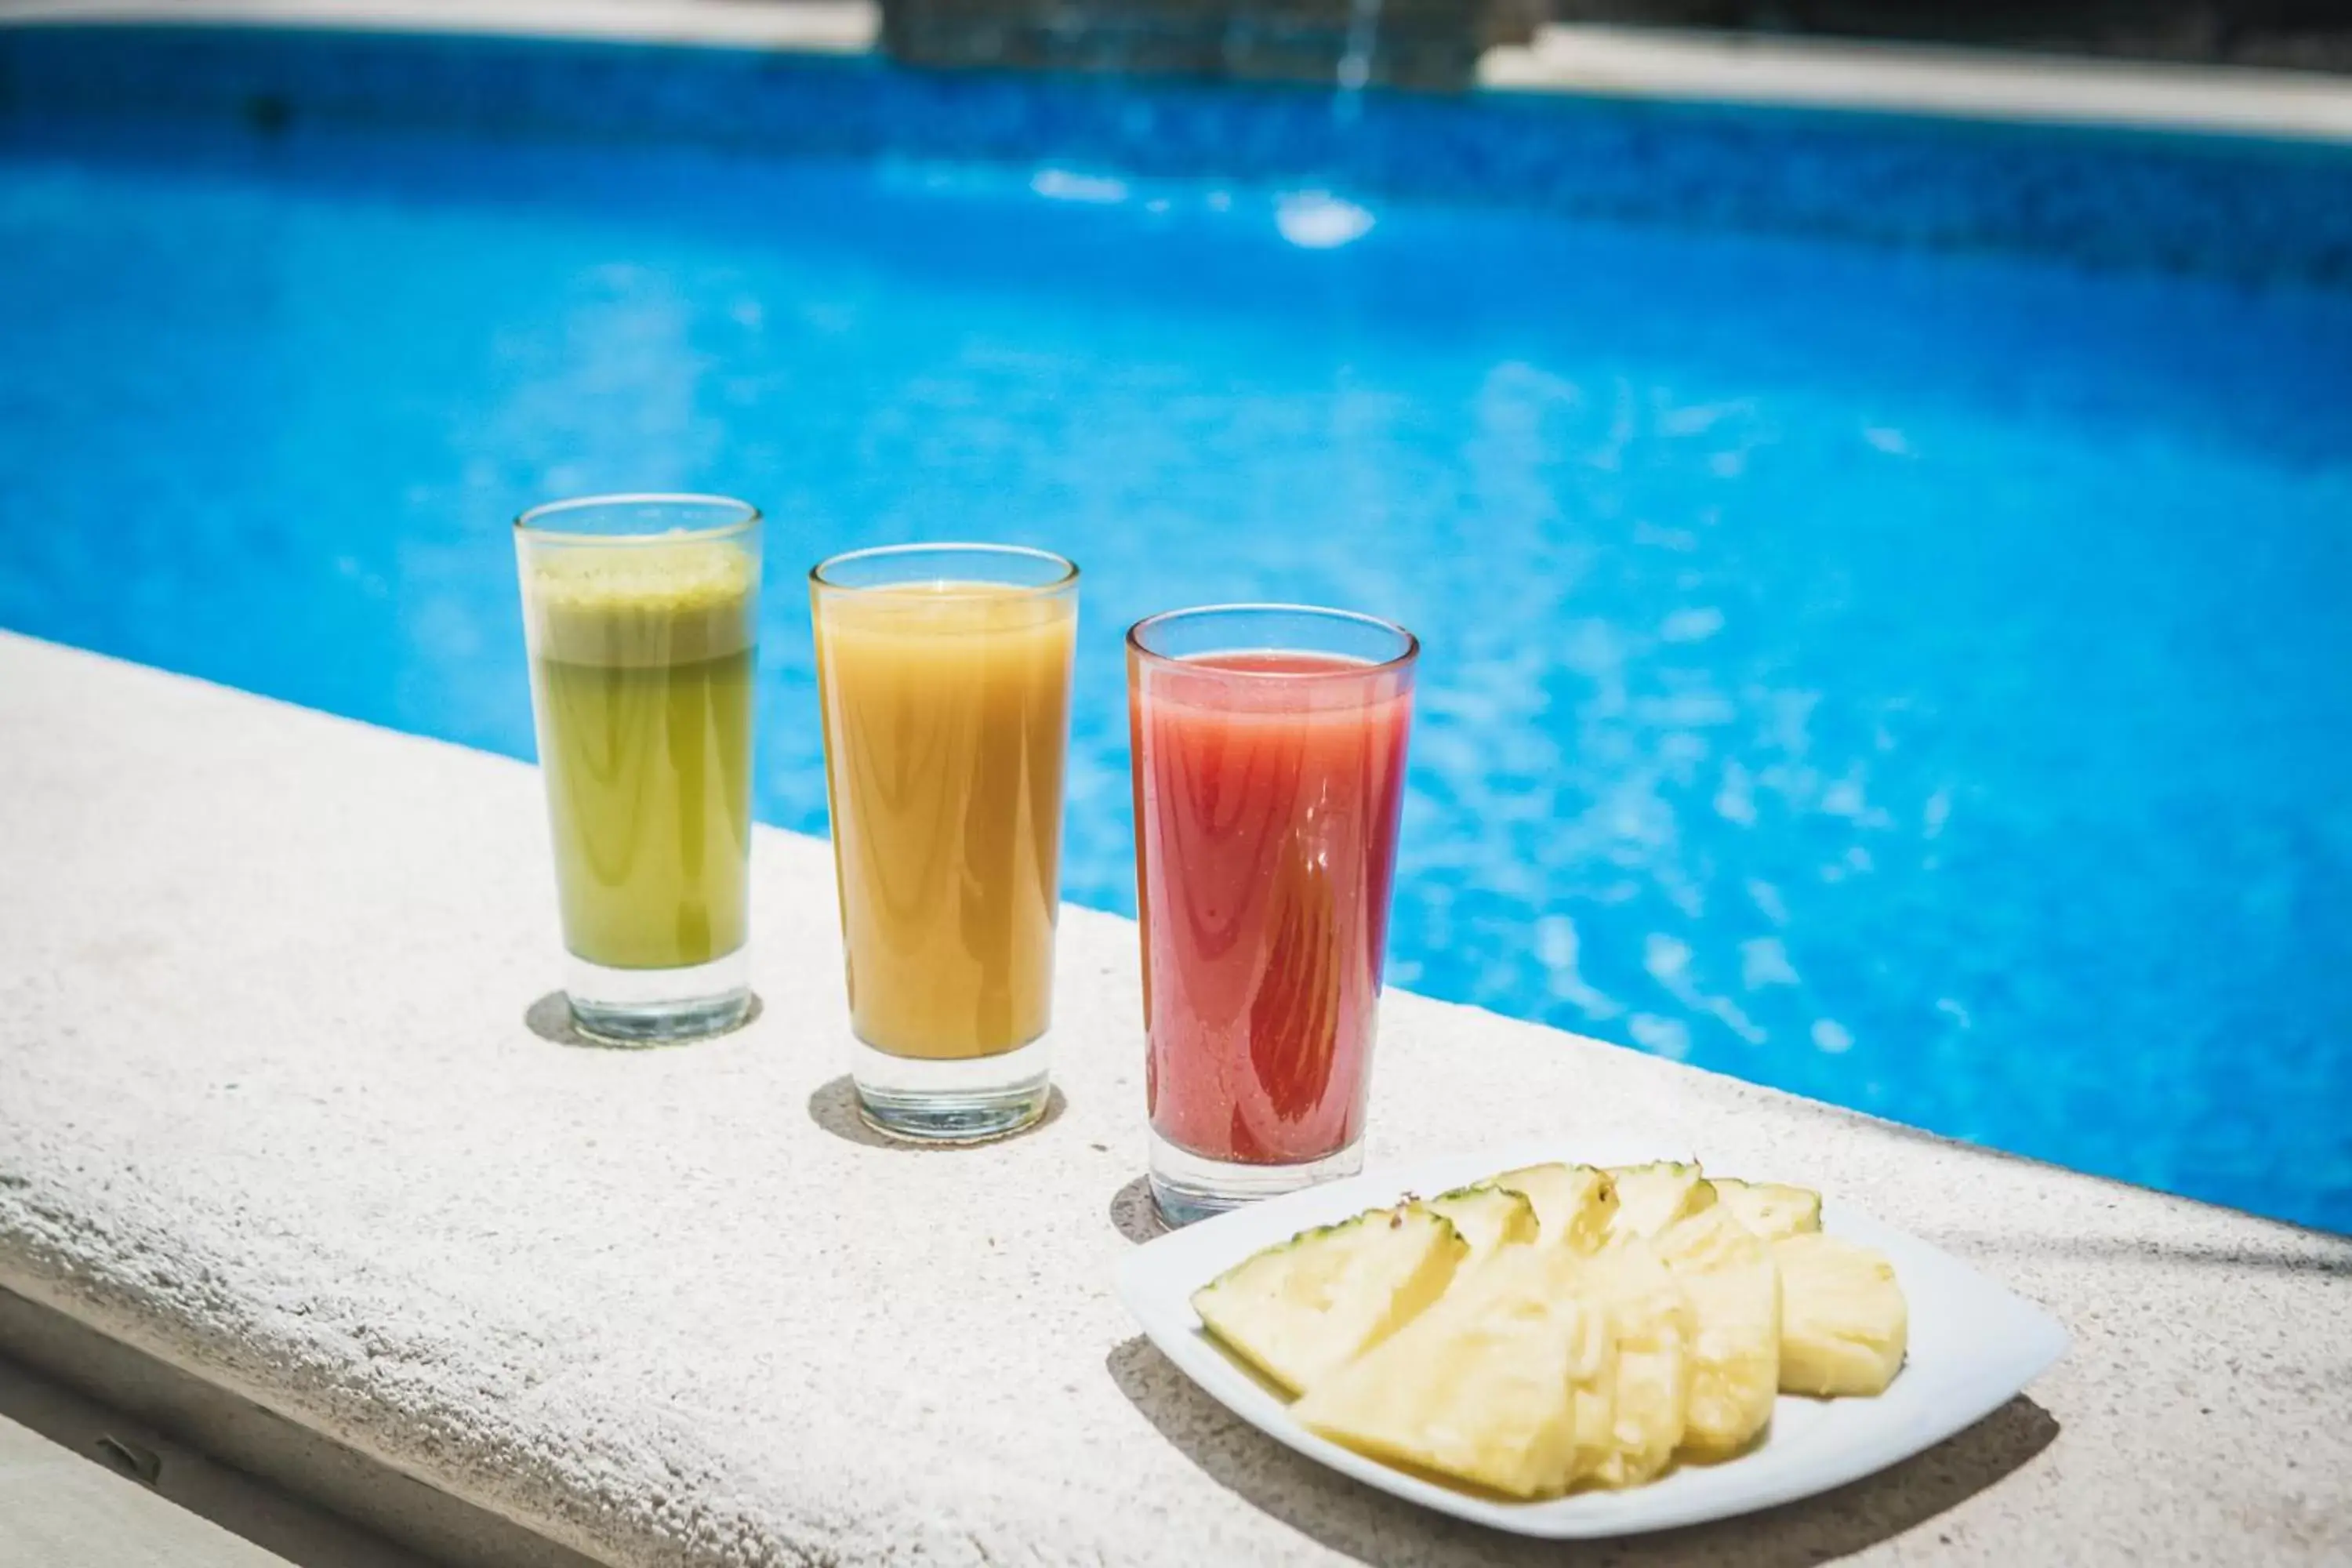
1127 604 1418 1226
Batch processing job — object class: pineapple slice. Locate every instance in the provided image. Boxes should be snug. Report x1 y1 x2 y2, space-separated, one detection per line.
1580 1239 1693 1487
1715 1178 1823 1241
1485 1163 1617 1251
1655 1207 1781 1457
1775 1232 1907 1396
1191 1203 1465 1396
1426 1184 1541 1261
1296 1244 1617 1499
1605 1160 1718 1241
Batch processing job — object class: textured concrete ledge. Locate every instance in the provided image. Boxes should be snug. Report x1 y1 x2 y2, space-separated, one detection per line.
2 629 2347 1566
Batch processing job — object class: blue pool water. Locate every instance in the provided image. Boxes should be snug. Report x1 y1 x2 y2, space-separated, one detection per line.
2 30 2348 1231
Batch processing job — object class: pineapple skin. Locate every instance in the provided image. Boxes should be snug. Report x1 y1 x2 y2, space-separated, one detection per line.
1426 1184 1541 1261
1774 1232 1907 1396
1191 1203 1465 1396
1485 1163 1619 1252
1715 1178 1824 1241
1656 1207 1782 1457
1605 1160 1719 1242
1296 1243 1617 1500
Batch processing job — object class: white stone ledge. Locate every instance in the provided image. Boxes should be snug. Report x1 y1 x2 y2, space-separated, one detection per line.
1486 24 2352 143
1 628 2347 1566
0 0 880 52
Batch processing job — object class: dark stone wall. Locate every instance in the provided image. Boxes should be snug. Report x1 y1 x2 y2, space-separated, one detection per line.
879 1 1548 89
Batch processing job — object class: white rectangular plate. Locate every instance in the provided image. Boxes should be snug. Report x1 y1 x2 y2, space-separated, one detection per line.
1116 1138 2067 1538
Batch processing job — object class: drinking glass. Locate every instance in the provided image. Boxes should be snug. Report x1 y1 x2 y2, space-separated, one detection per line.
1127 604 1418 1225
516 494 761 1044
811 543 1079 1141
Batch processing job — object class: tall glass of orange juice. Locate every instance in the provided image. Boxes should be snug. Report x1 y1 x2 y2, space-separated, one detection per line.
810 544 1078 1141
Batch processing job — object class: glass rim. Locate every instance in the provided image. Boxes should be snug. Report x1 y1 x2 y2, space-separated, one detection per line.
808 541 1080 597
1126 602 1421 678
514 492 761 544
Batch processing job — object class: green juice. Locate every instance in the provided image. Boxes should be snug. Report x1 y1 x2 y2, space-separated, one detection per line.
524 544 757 971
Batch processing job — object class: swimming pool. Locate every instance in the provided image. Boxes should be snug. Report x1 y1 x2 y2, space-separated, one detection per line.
2 26 2347 1232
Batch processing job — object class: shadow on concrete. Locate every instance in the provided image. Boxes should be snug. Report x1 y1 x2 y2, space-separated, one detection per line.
0 1351 428 1568
1108 1174 1167 1245
524 991 762 1049
1105 1335 2057 1566
804 1074 1068 1151
0 1290 599 1568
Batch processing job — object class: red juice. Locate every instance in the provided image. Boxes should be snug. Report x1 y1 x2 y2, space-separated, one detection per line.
1130 650 1414 1167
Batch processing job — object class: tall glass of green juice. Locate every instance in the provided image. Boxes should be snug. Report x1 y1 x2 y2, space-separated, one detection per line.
515 495 761 1044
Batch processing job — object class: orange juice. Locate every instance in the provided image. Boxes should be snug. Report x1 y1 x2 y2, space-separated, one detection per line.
812 582 1076 1059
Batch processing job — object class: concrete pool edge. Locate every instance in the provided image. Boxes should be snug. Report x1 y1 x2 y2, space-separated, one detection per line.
0 0 882 54
2 626 2347 1566
5 0 2352 143
1485 23 2352 143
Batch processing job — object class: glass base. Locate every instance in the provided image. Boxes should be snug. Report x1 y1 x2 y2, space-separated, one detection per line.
1149 1130 1365 1228
564 949 751 1046
851 1033 1052 1144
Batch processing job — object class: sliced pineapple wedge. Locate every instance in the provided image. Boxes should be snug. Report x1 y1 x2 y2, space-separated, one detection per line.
1485 1163 1617 1251
1579 1239 1693 1487
1605 1160 1718 1242
1775 1232 1907 1396
1426 1184 1541 1261
1296 1243 1617 1499
1191 1203 1465 1396
1654 1207 1781 1457
1715 1178 1824 1241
